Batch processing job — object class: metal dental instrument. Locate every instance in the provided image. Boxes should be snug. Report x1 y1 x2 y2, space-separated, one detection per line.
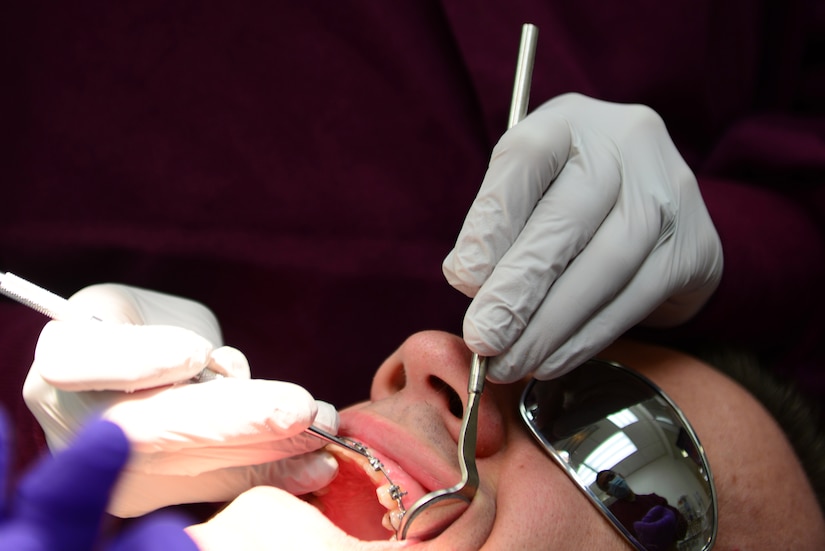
396 353 488 540
508 23 539 129
397 23 539 541
305 425 373 457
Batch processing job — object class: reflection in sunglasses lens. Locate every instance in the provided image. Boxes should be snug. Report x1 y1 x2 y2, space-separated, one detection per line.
520 359 717 551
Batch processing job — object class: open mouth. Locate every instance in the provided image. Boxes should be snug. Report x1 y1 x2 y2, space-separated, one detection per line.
305 440 428 541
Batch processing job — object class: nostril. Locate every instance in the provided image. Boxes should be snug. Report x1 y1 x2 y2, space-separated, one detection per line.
428 375 464 419
388 364 407 392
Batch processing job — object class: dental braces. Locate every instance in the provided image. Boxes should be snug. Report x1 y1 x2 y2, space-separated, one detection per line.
345 438 407 516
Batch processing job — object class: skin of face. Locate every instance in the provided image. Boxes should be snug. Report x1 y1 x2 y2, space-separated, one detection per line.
187 331 825 550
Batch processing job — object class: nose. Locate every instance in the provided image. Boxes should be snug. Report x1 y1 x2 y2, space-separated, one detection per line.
371 331 505 457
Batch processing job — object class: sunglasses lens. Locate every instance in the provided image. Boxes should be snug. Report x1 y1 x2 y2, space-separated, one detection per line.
520 359 717 551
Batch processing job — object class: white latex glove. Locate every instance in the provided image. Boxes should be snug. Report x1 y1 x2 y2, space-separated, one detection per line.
22 284 339 517
186 486 402 551
443 93 723 383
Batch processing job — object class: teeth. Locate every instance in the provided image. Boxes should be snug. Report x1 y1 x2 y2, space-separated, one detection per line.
376 484 399 509
384 509 405 533
325 443 391 486
381 507 405 532
328 442 407 496
325 441 407 537
382 511 395 532
361 456 389 485
377 483 407 537
325 443 363 464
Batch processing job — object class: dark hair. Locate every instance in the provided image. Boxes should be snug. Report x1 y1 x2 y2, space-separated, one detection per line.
596 470 615 491
687 344 825 514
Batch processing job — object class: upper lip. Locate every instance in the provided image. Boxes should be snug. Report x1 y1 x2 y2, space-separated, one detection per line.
339 408 463 505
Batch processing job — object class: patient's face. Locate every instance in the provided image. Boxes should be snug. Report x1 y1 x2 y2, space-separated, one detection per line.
307 331 825 550
311 330 625 549
189 331 825 549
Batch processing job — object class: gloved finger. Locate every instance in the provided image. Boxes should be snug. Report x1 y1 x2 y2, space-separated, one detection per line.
459 143 622 357
639 187 724 327
22 364 126 452
108 512 198 551
538 237 717 376
13 419 129 551
130 400 339 475
525 173 721 378
185 486 388 551
476 198 663 382
206 346 251 379
33 321 213 392
103 378 336 475
131 400 339 479
131 403 339 476
68 284 223 346
443 111 573 296
643 263 722 326
107 452 340 518
243 450 340 495
312 400 339 433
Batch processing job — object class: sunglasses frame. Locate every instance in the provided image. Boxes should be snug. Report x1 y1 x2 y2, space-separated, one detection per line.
519 358 718 551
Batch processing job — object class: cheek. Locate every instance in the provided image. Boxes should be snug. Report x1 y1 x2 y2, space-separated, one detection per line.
491 448 630 549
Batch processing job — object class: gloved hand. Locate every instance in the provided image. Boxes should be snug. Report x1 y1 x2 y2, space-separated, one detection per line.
633 506 678 551
185 485 403 551
443 93 723 382
0 409 198 551
23 283 339 517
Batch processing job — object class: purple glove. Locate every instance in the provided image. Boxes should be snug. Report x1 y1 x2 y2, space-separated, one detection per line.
0 410 197 550
633 505 677 551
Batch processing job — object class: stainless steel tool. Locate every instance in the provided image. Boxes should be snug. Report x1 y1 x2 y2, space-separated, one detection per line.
396 22 539 541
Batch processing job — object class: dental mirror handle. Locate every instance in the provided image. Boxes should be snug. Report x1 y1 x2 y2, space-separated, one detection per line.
507 24 539 129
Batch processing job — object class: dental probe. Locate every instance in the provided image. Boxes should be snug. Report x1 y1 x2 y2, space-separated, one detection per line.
304 425 374 457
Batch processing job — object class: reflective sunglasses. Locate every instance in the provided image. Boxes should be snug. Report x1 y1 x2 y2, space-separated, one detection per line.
520 358 717 551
